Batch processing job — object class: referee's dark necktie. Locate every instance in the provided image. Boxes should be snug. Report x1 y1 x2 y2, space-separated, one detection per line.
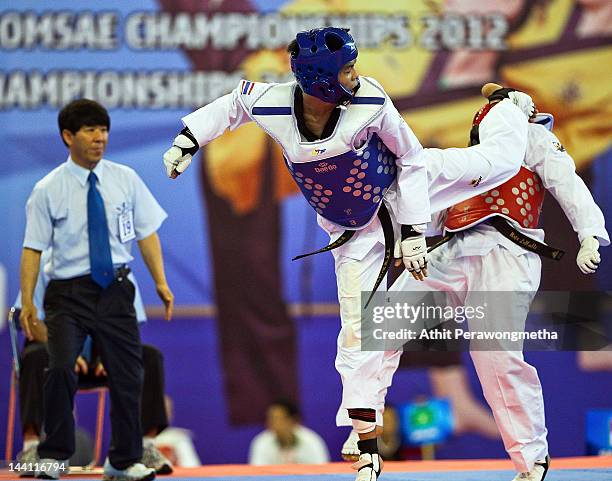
88 172 114 288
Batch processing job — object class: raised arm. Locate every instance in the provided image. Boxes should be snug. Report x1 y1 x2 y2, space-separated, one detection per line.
425 97 530 214
163 80 265 178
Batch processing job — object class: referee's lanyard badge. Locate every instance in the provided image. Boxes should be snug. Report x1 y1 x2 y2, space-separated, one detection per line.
117 202 136 243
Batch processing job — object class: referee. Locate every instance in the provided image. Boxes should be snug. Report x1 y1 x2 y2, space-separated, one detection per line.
19 99 173 481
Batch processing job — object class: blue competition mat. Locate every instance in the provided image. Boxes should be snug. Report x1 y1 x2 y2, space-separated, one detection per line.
152 469 610 481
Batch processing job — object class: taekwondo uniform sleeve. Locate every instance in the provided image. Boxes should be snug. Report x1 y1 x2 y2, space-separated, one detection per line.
425 210 448 236
181 80 267 147
526 123 610 246
375 87 431 226
422 98 528 213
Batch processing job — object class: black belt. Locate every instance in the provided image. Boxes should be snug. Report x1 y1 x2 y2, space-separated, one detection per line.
292 231 356 260
428 217 565 261
50 265 132 284
426 233 455 253
293 203 395 309
488 217 564 260
113 264 132 279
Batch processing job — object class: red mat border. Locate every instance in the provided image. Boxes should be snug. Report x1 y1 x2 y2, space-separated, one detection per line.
1 456 610 479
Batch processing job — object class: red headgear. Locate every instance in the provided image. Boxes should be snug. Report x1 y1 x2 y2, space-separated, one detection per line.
468 103 494 146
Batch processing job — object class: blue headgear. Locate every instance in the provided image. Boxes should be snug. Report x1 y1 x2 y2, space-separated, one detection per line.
290 27 358 105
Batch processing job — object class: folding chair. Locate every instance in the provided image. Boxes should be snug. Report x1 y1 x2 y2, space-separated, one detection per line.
5 307 19 463
4 308 107 468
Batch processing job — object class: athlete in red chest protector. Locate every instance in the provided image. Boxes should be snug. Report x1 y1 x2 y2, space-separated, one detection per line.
388 84 609 481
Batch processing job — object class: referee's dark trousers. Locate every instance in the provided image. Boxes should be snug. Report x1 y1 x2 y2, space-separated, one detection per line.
37 271 143 469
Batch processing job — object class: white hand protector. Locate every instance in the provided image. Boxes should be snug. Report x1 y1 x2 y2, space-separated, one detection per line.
163 128 199 178
394 227 428 281
507 91 536 119
576 236 601 274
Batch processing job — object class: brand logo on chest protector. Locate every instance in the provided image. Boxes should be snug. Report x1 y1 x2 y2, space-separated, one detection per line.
287 133 396 229
311 148 327 156
314 161 337 173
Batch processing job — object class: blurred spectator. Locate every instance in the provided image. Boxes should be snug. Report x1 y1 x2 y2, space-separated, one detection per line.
578 349 612 371
248 400 329 465
379 406 403 461
429 364 500 438
153 395 201 467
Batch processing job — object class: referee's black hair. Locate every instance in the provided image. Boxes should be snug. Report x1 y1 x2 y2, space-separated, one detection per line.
58 99 110 146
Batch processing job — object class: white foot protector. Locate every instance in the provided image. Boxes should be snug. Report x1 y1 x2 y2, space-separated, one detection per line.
351 453 382 481
511 456 550 481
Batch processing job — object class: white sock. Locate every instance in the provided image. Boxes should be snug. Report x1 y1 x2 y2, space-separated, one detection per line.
23 439 39 451
143 437 155 448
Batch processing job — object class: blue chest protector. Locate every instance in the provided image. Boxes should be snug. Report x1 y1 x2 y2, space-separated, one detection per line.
287 134 396 228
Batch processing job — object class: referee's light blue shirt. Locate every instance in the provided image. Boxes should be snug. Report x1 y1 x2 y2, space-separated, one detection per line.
23 156 167 281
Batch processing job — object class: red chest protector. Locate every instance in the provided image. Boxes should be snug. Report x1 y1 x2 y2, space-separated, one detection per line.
445 166 545 232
